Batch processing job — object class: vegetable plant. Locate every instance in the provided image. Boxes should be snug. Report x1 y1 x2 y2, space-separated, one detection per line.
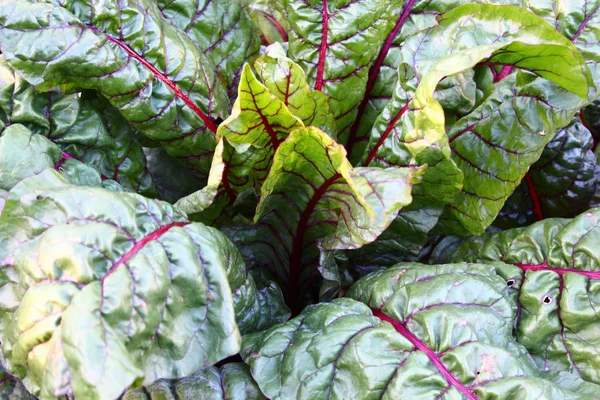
0 0 600 399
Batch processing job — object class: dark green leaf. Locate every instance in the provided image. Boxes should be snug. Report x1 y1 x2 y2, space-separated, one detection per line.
0 0 228 178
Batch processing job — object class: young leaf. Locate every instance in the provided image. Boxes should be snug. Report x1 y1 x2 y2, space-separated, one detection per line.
229 126 420 312
280 0 402 144
0 171 270 399
121 363 266 400
447 208 600 384
157 0 261 99
0 0 228 178
254 44 336 135
496 120 598 228
243 270 599 399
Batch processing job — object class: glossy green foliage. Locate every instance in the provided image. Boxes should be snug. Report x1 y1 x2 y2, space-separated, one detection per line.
445 208 600 384
121 363 265 400
157 0 261 100
243 264 600 399
1 0 600 399
0 0 227 178
0 57 156 196
231 127 420 310
0 171 282 399
497 119 598 228
280 0 402 143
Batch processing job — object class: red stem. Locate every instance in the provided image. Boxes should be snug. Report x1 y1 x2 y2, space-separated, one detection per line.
345 0 417 154
364 104 409 166
54 150 109 180
524 173 544 221
315 0 329 91
492 65 515 83
91 27 218 133
372 309 478 400
102 222 188 281
257 11 289 42
287 173 341 315
514 262 600 279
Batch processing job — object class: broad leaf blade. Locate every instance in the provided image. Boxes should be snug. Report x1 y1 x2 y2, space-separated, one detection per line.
496 119 598 228
121 363 266 400
447 208 600 384
254 44 336 135
373 4 593 235
230 126 420 312
281 0 402 144
0 0 228 179
243 268 599 399
157 0 261 99
0 171 270 399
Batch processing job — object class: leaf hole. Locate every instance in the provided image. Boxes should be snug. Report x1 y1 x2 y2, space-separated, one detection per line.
476 371 480 375
506 279 516 287
542 295 553 304
36 195 44 201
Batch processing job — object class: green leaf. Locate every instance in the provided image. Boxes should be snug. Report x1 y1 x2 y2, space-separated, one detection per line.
371 4 594 235
218 63 304 194
243 274 599 399
281 0 402 144
496 119 598 228
157 0 261 99
249 0 289 45
229 126 420 312
527 0 600 90
0 57 157 196
0 171 252 399
144 148 204 204
0 0 228 178
446 208 600 385
0 124 61 191
121 363 266 400
254 44 336 135
0 366 36 400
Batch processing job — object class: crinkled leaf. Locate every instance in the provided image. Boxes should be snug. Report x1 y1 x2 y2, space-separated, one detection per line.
243 269 599 399
447 208 600 385
281 0 401 143
496 119 598 228
229 126 420 312
254 44 336 135
121 363 266 400
0 0 228 178
0 170 272 399
0 57 156 196
157 0 261 99
381 4 593 235
218 63 304 194
0 124 61 191
526 0 600 89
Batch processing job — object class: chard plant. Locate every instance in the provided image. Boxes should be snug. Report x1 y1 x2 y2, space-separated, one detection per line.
0 0 600 399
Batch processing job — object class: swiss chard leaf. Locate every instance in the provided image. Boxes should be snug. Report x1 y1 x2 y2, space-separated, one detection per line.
243 266 600 399
0 170 271 399
0 0 228 179
447 208 600 384
496 119 598 228
228 127 421 312
0 57 157 196
279 0 402 145
157 0 261 100
121 363 265 400
377 4 594 235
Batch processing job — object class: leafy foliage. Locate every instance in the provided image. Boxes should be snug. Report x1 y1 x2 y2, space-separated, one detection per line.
1 0 600 399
